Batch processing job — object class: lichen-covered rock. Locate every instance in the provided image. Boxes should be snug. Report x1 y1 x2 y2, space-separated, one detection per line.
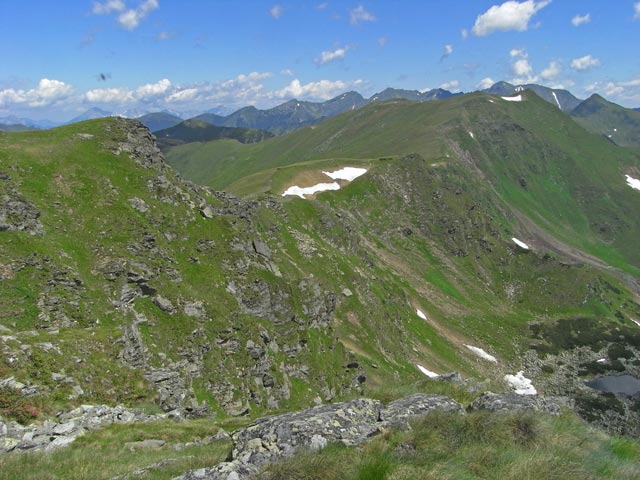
381 393 465 429
468 392 562 415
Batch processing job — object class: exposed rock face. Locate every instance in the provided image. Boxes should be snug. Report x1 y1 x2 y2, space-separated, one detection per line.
468 392 563 415
176 394 464 480
115 119 166 171
0 404 167 453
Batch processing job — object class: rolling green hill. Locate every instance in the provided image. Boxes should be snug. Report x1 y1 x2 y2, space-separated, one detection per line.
571 94 640 147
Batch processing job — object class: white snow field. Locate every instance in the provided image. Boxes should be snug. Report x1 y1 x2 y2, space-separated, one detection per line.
504 371 537 395
464 344 498 363
322 167 368 181
416 309 427 320
416 364 440 378
625 175 640 191
551 91 561 109
282 167 368 198
501 95 522 102
282 182 340 198
511 237 530 250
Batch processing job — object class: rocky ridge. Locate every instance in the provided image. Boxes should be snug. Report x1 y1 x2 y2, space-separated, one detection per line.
176 392 561 480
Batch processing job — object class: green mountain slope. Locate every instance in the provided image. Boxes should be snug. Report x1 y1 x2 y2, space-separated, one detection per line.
154 119 274 150
571 94 640 147
2 117 638 424
167 92 640 274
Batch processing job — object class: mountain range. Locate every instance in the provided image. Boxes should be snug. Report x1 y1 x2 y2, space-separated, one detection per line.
1 84 640 477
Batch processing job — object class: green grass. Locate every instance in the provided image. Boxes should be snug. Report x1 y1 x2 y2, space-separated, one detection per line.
260 411 640 480
0 419 232 480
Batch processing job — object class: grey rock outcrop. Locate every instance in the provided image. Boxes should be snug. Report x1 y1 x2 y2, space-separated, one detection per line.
468 392 563 415
0 404 167 453
176 394 463 480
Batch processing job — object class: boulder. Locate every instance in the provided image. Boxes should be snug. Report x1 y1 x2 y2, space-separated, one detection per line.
468 392 562 415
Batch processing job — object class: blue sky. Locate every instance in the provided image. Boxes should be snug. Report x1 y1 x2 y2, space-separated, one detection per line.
1 0 640 121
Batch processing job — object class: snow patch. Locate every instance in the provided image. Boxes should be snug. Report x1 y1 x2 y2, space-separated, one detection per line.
416 309 427 320
282 182 340 198
613 128 617 132
488 99 495 103
551 91 561 109
501 95 522 102
464 344 498 363
468 131 475 139
596 358 607 364
416 364 439 378
504 371 536 395
631 318 640 327
323 167 368 182
515 86 525 92
512 237 530 250
625 175 640 191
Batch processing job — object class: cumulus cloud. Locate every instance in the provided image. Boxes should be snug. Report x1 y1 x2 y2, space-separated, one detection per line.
571 13 590 27
439 80 460 91
472 0 551 36
270 4 283 19
0 79 74 107
478 77 496 89
271 78 363 100
635 2 640 20
85 87 133 103
316 47 348 65
350 5 375 25
440 44 453 62
92 0 125 15
118 0 158 31
570 54 600 71
513 58 532 76
510 48 526 57
540 61 561 79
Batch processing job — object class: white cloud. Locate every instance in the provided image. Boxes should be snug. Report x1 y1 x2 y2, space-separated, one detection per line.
512 58 533 76
166 88 198 103
350 5 375 25
92 0 125 15
378 36 388 47
571 13 590 27
472 0 551 36
0 79 74 107
439 80 460 91
118 0 158 31
478 77 496 89
510 48 526 57
635 2 640 20
441 44 454 61
135 78 171 98
85 87 133 103
280 69 293 76
317 2 328 9
461 28 469 39
316 47 348 65
272 78 363 101
540 61 561 79
570 54 600 71
270 4 283 19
